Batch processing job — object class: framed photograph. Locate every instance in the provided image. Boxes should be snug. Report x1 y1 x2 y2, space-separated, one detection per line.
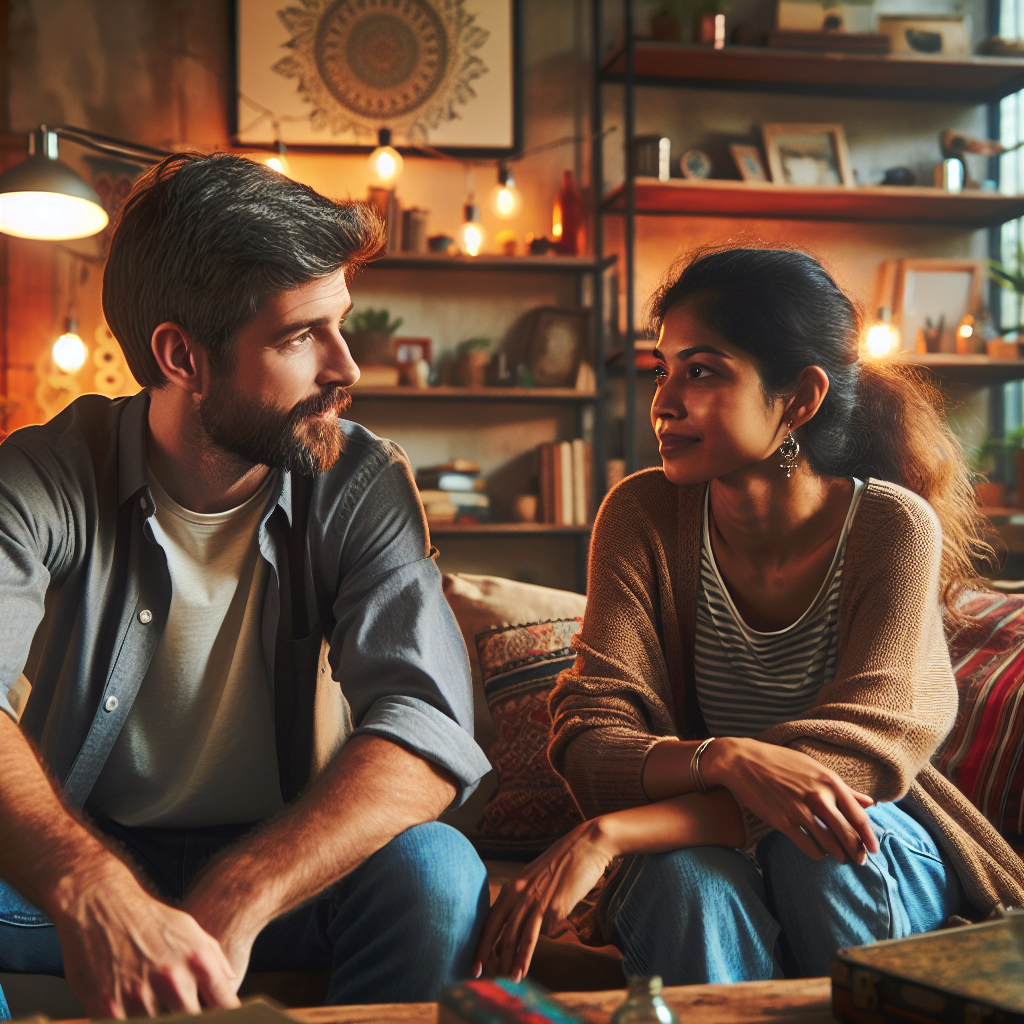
762 123 854 187
891 259 986 354
235 0 522 157
524 308 589 387
777 1 873 33
877 16 971 56
729 143 768 182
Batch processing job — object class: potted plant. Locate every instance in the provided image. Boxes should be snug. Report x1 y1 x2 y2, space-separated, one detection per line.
1002 426 1024 508
970 434 1005 508
989 244 1024 338
344 308 404 366
454 337 491 388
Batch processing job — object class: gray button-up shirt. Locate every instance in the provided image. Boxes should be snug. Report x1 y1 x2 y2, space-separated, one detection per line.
0 392 489 810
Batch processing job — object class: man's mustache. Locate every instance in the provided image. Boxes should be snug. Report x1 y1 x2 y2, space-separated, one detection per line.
290 385 352 423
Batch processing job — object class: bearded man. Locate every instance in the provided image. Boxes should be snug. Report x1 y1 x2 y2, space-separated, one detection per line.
0 154 491 1018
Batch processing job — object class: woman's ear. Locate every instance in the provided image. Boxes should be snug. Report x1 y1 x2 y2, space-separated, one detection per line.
785 366 830 431
150 322 208 395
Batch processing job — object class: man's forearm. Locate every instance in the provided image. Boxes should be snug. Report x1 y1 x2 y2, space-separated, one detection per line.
0 713 132 917
184 734 457 948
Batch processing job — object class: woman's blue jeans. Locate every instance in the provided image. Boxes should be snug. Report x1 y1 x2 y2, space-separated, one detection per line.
0 818 489 1010
606 798 963 985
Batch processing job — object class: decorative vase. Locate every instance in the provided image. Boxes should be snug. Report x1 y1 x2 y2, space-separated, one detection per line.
554 170 584 256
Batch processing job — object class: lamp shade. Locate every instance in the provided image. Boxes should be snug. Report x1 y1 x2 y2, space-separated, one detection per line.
0 153 108 240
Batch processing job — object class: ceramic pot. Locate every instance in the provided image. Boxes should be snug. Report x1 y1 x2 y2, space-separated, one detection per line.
346 330 394 366
975 480 1005 509
455 350 490 388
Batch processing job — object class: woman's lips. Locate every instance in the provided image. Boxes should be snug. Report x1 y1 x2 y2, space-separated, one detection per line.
658 434 699 456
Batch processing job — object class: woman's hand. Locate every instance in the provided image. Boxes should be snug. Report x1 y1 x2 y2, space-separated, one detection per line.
701 737 879 864
472 819 618 983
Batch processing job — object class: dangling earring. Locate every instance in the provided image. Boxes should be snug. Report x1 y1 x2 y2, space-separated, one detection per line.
779 425 800 479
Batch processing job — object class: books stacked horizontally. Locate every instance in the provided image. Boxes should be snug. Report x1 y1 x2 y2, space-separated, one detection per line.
538 440 592 526
417 460 490 525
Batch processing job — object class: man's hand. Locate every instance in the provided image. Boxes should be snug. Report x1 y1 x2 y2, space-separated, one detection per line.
53 860 240 1018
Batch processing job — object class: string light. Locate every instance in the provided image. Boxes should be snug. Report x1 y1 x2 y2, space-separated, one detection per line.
492 163 521 219
53 316 87 373
368 128 404 189
264 140 290 177
459 202 484 256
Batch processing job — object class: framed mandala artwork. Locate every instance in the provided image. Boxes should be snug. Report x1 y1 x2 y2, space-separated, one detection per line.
235 0 521 157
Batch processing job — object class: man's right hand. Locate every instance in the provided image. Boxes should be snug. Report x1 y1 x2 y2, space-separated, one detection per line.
50 859 240 1019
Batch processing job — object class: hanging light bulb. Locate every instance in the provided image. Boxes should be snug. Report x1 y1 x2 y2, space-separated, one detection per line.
492 163 521 220
551 194 563 242
864 306 900 358
264 139 290 177
368 128 404 189
53 316 87 373
459 201 484 256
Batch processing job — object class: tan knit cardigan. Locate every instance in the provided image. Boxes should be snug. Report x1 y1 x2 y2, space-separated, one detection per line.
548 470 1024 915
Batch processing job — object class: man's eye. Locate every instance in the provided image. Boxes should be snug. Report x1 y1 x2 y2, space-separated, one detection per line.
688 364 711 379
653 365 668 382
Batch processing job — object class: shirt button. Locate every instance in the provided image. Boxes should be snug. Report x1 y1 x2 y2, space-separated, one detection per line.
139 496 146 510
138 609 152 624
104 695 119 712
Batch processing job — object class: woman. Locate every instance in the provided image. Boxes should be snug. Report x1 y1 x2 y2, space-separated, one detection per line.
474 247 1024 986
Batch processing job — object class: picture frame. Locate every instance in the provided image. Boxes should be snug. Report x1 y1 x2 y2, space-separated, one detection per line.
889 259 986 354
729 143 768 182
234 0 523 158
762 123 854 188
877 16 971 57
523 308 589 388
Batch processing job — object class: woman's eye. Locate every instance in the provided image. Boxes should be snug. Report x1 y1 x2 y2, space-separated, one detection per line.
687 364 711 379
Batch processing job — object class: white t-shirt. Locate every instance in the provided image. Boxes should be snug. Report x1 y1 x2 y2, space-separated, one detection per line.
87 470 284 828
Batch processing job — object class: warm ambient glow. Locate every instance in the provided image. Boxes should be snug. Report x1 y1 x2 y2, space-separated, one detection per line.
368 129 403 189
864 322 900 358
460 221 483 257
0 191 108 240
552 197 563 239
492 165 521 219
52 330 87 372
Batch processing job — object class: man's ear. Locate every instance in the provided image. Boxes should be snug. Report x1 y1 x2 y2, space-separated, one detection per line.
150 323 208 395
785 365 830 431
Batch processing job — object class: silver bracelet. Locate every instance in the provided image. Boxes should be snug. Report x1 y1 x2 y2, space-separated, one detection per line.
689 737 716 794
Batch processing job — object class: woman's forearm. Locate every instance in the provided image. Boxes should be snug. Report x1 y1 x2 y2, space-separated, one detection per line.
594 787 745 857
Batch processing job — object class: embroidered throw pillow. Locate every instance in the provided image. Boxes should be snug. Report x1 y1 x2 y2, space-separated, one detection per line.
940 591 1024 843
474 618 584 859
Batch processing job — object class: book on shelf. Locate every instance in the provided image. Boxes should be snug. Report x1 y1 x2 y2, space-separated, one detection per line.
419 489 490 508
537 440 592 526
417 471 486 492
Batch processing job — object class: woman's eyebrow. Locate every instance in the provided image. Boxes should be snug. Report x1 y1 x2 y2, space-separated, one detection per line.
677 344 730 359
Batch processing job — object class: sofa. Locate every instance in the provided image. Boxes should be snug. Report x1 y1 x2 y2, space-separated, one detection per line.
4 575 1023 1015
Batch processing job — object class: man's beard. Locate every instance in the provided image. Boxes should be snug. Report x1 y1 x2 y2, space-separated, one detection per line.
199 375 351 475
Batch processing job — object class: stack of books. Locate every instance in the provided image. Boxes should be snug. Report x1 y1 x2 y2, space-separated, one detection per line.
538 440 592 526
417 460 490 525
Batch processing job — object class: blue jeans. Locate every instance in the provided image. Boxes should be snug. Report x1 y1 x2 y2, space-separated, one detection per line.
0 818 489 1008
607 799 963 984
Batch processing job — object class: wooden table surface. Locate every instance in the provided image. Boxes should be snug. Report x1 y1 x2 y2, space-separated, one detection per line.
287 978 835 1024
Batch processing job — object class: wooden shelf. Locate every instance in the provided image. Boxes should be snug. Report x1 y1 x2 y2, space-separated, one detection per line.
349 385 599 403
892 352 1024 383
367 253 615 274
427 522 592 536
600 41 1024 103
602 177 1024 227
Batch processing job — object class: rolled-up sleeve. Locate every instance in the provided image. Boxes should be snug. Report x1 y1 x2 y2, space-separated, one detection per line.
316 442 490 805
0 441 69 723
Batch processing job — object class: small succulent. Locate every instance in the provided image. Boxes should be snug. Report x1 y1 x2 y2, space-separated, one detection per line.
349 308 403 333
456 337 491 357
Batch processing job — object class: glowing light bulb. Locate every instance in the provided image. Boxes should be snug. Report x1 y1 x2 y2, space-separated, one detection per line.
53 318 87 373
459 202 484 256
492 164 521 220
368 129 403 189
865 323 899 358
265 140 290 176
552 196 563 240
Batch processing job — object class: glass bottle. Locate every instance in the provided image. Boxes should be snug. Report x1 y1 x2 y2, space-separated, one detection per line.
609 976 679 1024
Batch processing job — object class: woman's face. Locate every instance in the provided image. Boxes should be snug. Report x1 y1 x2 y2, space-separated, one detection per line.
650 301 789 486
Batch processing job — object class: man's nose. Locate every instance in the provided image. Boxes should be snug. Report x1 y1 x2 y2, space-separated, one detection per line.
322 332 360 388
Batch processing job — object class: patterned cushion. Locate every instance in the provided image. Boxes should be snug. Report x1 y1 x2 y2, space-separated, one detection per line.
940 591 1024 842
474 619 584 859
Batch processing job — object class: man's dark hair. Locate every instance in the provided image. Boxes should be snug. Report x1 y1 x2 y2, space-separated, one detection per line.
103 152 385 388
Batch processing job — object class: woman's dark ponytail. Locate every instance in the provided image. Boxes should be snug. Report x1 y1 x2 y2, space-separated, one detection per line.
649 246 994 611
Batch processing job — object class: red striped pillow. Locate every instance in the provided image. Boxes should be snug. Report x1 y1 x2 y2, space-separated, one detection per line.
940 591 1024 840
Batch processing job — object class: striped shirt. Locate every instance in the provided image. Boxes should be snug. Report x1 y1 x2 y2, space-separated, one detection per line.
695 480 865 737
